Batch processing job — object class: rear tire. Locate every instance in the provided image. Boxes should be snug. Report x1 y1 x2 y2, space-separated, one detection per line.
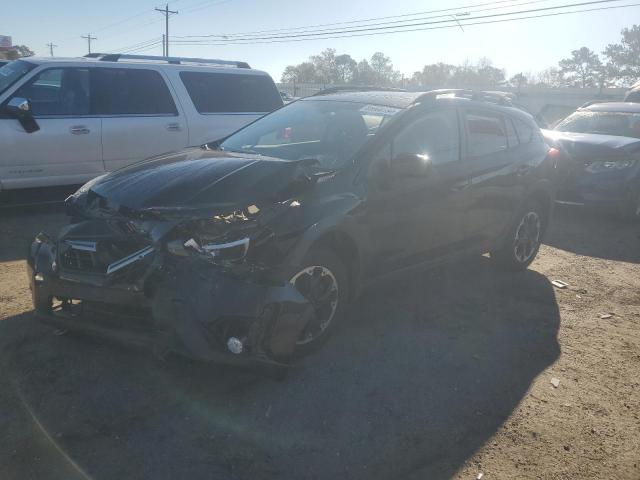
491 199 546 271
290 247 349 357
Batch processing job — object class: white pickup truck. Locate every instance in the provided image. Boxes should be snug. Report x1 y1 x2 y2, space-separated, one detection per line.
0 54 283 190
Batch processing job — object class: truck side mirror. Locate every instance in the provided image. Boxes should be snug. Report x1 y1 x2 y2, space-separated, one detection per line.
5 97 40 133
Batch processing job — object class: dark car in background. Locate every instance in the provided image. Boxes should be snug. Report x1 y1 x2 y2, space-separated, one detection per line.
544 102 640 218
28 89 557 374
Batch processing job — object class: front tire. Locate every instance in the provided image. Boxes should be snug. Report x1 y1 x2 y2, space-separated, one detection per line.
491 199 546 271
289 247 349 357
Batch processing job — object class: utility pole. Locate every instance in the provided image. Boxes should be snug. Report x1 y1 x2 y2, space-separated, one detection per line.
162 34 166 56
46 42 58 57
155 4 178 57
81 34 97 54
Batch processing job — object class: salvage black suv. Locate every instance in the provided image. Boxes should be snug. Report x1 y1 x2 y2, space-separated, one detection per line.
28 89 558 372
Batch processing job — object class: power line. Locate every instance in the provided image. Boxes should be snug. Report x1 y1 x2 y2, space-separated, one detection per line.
81 34 97 54
174 0 549 39
172 1 640 45
171 0 632 44
107 37 163 54
46 42 58 57
155 4 179 56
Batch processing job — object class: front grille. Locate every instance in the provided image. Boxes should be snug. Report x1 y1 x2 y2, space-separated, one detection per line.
59 238 152 275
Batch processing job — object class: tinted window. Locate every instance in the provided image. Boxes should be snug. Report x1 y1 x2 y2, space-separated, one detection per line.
393 109 459 165
13 67 90 116
93 68 177 115
514 118 535 143
180 72 282 113
466 110 507 156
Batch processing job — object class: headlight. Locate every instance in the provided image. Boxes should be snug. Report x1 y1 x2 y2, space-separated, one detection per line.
181 236 250 262
585 159 636 173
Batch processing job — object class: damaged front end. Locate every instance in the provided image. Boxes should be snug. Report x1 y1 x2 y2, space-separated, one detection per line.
27 197 315 374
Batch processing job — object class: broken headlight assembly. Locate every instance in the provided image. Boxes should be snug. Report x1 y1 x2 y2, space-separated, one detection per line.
166 213 256 263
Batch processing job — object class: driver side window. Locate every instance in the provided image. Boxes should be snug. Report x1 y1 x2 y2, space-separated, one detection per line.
393 109 460 165
12 68 90 116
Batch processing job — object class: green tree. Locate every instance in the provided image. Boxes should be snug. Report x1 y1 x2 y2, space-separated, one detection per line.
369 52 399 85
280 62 317 83
309 48 337 83
0 45 35 60
334 54 357 83
558 47 602 88
413 63 455 87
353 59 376 85
603 25 640 86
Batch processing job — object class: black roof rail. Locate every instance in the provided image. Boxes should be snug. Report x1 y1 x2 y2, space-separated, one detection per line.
414 89 514 106
312 86 407 96
83 53 250 68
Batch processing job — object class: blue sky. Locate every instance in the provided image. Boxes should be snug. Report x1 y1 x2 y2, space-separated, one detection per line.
4 0 638 80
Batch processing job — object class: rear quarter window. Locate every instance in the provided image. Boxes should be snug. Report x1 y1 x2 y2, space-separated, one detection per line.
180 71 282 114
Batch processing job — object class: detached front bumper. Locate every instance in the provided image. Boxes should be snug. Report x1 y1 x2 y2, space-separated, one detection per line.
27 235 313 371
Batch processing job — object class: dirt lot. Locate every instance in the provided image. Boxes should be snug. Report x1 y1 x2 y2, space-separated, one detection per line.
0 203 639 480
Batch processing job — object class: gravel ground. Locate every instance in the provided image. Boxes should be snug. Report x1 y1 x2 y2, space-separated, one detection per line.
0 203 639 480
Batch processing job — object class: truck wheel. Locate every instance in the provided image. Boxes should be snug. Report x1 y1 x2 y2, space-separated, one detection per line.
491 199 546 271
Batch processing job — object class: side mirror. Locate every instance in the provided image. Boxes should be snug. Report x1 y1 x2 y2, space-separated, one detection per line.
5 97 39 133
393 153 432 177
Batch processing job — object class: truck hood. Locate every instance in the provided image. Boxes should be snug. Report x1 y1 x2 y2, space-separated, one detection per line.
84 148 319 213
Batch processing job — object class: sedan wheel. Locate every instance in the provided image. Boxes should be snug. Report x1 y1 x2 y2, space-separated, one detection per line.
513 211 542 264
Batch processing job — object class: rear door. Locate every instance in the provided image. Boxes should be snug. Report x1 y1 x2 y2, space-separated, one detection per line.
0 66 103 189
177 71 283 145
462 108 527 244
94 67 188 172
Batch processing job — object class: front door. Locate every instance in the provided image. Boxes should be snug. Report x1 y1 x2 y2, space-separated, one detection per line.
0 67 103 189
364 107 472 275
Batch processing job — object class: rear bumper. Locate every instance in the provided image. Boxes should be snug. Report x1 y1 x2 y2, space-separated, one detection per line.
27 235 313 371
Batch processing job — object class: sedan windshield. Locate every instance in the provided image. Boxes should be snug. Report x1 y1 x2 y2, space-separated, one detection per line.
220 99 399 169
556 110 640 139
0 60 35 96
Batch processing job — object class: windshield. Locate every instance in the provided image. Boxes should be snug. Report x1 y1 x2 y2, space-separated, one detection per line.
0 60 35 96
220 99 399 169
556 110 640 138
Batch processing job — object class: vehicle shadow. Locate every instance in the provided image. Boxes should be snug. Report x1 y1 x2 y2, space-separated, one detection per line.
544 205 640 264
0 257 560 480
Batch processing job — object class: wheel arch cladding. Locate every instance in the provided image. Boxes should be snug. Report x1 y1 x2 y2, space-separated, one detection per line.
310 230 360 300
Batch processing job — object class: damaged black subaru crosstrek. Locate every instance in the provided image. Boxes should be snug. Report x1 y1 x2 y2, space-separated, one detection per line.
28 89 558 374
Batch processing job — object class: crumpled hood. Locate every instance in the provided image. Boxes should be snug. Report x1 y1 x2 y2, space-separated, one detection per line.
542 129 640 159
86 148 317 212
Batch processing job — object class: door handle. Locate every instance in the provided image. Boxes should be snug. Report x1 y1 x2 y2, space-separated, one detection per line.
70 125 90 135
451 179 471 192
166 122 182 132
516 165 532 176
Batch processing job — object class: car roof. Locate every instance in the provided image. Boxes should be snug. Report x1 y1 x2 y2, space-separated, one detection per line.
582 102 640 113
302 90 535 121
19 56 270 75
302 91 425 109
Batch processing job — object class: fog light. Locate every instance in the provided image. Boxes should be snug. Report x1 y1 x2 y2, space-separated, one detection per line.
227 337 244 354
34 272 44 282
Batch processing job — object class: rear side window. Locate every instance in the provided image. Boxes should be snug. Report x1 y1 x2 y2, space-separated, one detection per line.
93 68 177 115
514 118 535 144
180 72 282 113
465 110 507 156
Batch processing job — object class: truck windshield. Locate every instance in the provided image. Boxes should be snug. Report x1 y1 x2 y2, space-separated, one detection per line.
0 60 35 96
220 99 400 169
